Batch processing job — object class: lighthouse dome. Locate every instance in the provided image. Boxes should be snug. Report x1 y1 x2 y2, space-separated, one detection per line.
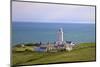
59 28 63 32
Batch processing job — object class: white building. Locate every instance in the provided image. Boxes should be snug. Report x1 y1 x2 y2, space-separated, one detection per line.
34 28 75 52
56 28 64 45
55 28 75 51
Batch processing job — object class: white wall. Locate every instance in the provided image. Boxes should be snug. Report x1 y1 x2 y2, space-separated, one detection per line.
0 0 100 67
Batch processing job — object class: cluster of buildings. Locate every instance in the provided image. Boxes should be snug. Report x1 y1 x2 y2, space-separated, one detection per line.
34 28 75 52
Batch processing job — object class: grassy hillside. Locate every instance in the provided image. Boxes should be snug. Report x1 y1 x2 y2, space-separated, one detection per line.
12 42 96 66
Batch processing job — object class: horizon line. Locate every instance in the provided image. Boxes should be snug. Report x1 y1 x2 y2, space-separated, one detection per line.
12 21 95 24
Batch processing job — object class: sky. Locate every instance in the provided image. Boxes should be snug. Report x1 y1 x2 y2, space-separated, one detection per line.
12 1 95 23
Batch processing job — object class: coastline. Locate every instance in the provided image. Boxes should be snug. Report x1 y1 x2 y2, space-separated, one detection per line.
12 42 96 66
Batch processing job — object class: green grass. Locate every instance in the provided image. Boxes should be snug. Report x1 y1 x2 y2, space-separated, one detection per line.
12 42 96 66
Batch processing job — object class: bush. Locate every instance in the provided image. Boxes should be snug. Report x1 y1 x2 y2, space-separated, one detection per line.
25 49 32 52
24 43 34 46
24 43 41 46
14 44 21 47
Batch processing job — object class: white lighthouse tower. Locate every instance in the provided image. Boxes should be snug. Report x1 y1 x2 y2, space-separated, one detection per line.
56 28 64 45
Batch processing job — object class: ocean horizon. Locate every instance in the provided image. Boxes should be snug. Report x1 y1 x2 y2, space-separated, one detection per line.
12 22 95 45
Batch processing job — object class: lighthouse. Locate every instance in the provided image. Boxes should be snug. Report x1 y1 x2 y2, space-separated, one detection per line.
56 28 64 45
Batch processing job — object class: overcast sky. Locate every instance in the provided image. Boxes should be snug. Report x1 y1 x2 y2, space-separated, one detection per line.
12 1 95 23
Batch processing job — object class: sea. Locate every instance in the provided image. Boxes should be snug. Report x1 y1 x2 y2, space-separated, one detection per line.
12 22 95 45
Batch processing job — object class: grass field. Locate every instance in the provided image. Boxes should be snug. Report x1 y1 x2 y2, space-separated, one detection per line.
12 42 96 66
